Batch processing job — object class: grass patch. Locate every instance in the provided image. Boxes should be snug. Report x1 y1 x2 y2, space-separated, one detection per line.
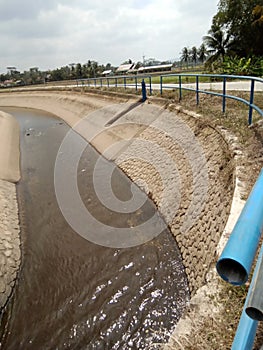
165 282 248 350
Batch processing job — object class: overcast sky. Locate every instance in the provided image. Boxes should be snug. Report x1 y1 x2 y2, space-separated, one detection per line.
0 0 219 73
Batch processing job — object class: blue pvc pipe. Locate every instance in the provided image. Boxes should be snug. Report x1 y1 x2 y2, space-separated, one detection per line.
231 245 263 349
217 168 263 285
231 308 258 350
246 242 263 320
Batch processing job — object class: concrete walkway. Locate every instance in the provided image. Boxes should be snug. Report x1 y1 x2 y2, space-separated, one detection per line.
158 80 263 92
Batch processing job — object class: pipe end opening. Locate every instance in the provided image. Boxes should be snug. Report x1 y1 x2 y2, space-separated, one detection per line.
246 307 263 321
216 258 247 285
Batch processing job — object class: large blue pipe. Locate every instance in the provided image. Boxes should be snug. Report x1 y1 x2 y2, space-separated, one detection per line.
246 242 263 321
231 308 258 350
217 168 263 285
231 244 263 349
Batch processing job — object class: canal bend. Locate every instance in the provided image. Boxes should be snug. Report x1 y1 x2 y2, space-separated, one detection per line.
0 108 189 349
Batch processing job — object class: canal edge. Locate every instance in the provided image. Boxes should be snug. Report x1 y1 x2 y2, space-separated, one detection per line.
165 105 247 347
0 111 21 313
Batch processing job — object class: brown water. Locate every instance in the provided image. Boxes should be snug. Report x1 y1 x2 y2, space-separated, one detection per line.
0 108 189 349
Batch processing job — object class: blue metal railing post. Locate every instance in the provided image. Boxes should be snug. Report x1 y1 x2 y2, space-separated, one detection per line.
107 78 109 88
249 79 255 125
100 78 102 88
179 75 182 101
141 79 147 102
223 77 227 113
149 76 152 95
94 79 96 87
196 75 199 105
135 76 138 92
160 76 163 95
115 78 117 88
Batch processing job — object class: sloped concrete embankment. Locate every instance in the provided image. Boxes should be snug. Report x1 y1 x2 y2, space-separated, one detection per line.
0 111 20 310
113 106 234 295
0 91 234 298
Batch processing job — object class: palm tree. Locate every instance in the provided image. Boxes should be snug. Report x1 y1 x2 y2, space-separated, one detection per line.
203 28 232 64
198 43 207 63
180 47 190 67
191 46 198 65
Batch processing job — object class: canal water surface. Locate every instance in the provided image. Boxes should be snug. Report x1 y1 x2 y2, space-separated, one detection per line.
0 108 189 349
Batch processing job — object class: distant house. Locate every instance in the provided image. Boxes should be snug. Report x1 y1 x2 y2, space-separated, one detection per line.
1 79 14 87
102 69 113 76
137 64 173 74
116 63 135 75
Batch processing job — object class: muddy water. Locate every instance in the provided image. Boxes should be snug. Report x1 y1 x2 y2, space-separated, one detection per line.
0 108 189 349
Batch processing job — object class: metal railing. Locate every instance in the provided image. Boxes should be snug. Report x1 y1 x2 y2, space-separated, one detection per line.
160 74 263 125
76 75 153 95
46 73 263 125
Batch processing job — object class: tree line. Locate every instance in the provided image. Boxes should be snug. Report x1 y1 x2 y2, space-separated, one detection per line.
180 0 263 76
0 61 114 85
1 0 263 85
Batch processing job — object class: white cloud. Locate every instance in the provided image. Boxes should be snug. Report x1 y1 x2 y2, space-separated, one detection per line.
0 0 218 73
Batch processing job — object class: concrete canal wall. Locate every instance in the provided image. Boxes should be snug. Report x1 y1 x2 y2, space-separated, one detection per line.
0 111 20 310
0 91 234 300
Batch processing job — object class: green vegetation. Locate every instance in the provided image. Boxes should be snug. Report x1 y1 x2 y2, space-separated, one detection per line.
181 0 263 76
0 61 114 87
203 28 232 64
221 56 263 76
180 46 208 68
213 0 263 57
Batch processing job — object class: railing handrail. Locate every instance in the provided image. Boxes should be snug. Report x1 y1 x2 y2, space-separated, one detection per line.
160 73 263 83
46 72 263 125
160 73 263 124
75 74 153 95
76 74 152 82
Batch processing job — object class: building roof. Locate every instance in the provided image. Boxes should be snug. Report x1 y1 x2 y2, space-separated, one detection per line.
116 63 135 73
137 64 173 72
102 70 112 75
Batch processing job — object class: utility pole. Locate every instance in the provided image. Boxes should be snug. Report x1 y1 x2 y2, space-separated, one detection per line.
142 55 145 67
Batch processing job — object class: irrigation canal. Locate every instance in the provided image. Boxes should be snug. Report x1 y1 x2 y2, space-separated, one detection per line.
0 107 189 349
